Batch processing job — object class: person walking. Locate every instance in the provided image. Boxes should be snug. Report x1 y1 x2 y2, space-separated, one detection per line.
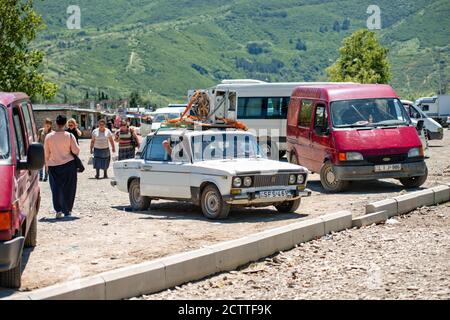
44 115 80 219
115 120 140 161
38 118 53 182
91 119 115 179
66 118 82 145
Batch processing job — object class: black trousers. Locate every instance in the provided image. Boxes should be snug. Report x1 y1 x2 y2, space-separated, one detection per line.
48 160 78 215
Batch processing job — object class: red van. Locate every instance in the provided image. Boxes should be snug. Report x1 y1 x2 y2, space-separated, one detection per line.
286 84 428 192
0 93 44 288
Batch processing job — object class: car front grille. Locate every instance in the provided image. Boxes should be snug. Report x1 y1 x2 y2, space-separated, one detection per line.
366 154 408 165
253 174 290 188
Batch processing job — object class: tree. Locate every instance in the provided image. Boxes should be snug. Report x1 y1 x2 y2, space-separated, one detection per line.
129 91 141 109
0 0 57 100
327 29 391 84
332 21 341 32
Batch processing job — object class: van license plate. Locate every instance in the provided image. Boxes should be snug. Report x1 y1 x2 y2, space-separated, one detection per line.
259 190 289 199
374 164 402 172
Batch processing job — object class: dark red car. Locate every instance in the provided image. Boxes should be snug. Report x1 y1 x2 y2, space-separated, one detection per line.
286 84 428 192
0 93 44 288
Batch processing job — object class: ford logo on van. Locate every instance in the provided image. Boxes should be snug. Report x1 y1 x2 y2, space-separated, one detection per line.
383 157 391 162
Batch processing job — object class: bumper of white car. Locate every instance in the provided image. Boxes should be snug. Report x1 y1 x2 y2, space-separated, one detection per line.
223 187 311 205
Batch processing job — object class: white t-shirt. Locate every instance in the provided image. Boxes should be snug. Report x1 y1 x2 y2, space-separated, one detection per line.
93 128 112 149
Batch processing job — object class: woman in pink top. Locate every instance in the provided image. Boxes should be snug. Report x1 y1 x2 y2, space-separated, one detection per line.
44 115 81 219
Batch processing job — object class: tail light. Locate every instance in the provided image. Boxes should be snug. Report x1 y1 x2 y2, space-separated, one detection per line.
0 211 12 231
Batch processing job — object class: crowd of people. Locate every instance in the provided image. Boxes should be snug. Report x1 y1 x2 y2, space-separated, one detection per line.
40 115 140 219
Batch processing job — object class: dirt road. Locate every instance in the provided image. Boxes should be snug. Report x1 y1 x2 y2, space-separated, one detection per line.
1 133 449 294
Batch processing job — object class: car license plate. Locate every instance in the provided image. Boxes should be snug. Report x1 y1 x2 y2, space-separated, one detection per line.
259 190 289 199
374 164 402 172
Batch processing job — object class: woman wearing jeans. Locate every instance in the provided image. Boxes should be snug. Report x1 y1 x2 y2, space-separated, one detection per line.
44 115 80 219
91 119 116 179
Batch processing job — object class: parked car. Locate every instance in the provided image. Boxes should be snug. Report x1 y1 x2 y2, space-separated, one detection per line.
147 107 187 133
0 92 44 288
286 84 428 192
402 100 443 140
112 128 311 219
415 95 450 127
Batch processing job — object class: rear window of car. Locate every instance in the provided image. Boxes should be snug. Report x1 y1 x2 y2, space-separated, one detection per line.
0 106 10 159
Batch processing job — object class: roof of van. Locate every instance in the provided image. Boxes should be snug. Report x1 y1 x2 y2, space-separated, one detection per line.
153 107 186 114
0 92 29 106
291 84 398 101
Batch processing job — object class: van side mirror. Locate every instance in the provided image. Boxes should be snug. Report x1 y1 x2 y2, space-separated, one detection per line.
18 143 45 171
416 120 425 132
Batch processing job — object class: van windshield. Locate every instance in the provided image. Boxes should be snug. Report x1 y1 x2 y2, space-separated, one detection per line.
153 113 180 123
330 98 411 128
0 106 10 159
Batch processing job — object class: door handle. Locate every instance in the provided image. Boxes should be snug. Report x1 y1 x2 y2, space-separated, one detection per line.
141 165 152 172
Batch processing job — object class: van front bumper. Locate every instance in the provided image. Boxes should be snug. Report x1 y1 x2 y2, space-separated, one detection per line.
0 237 25 272
334 162 427 181
223 188 312 205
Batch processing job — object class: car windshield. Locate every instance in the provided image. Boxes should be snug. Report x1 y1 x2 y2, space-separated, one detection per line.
0 106 10 160
330 98 411 128
153 113 180 123
191 133 264 162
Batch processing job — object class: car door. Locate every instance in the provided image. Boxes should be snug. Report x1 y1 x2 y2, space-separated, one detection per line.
12 103 31 230
140 135 191 199
310 102 332 173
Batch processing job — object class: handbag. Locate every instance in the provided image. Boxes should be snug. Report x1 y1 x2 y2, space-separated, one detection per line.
72 152 85 173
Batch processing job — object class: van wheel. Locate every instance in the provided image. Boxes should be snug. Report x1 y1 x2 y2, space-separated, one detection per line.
290 153 299 165
24 214 37 248
275 199 301 213
201 185 230 220
399 166 428 189
320 161 349 193
129 179 151 211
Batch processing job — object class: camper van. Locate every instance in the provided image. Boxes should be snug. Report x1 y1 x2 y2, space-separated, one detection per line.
208 80 352 159
416 95 450 127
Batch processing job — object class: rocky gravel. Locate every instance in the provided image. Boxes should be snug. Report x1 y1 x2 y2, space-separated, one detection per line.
141 202 450 300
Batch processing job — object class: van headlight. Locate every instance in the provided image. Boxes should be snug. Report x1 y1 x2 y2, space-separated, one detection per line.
243 177 253 187
232 177 242 188
408 148 422 158
346 152 364 161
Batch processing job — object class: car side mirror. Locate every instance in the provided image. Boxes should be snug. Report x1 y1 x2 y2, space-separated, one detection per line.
416 119 425 132
18 143 45 171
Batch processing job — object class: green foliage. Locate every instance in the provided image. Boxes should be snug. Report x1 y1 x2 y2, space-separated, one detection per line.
129 91 142 109
30 0 448 103
0 0 57 100
327 29 392 84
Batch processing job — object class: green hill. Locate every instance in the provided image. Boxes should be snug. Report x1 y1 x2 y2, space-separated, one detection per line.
33 0 450 105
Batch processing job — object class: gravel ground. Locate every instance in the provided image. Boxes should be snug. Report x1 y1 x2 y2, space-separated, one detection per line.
141 202 450 300
1 132 449 294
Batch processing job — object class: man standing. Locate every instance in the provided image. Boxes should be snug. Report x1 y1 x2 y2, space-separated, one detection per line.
38 118 53 181
44 115 80 219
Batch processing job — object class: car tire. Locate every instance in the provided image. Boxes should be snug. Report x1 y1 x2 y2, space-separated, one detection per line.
201 184 230 220
24 214 37 248
320 161 349 193
275 199 301 213
399 166 428 189
129 179 151 211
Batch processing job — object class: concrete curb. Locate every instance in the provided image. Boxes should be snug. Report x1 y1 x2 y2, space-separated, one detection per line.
3 211 352 301
352 211 388 228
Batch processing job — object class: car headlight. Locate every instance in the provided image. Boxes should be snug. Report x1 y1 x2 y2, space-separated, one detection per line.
297 174 305 185
408 147 422 158
233 177 242 188
289 174 297 185
243 177 253 187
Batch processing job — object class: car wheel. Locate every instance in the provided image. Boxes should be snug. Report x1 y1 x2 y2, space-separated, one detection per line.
201 185 230 220
320 161 349 193
275 199 301 213
399 166 428 189
24 214 37 248
129 179 151 211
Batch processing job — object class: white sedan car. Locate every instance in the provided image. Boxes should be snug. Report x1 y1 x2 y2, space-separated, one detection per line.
112 128 311 219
